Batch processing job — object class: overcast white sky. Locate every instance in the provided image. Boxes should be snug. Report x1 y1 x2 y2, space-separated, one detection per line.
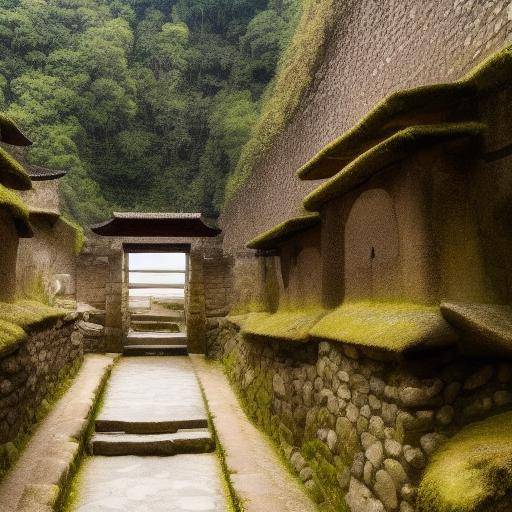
129 253 186 270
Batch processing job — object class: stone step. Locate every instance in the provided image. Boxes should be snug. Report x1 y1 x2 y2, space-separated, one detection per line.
127 331 187 344
90 429 214 456
131 321 181 332
95 416 208 435
131 312 183 322
123 345 188 356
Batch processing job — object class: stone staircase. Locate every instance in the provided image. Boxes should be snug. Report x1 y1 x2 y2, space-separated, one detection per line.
89 357 214 457
124 306 188 356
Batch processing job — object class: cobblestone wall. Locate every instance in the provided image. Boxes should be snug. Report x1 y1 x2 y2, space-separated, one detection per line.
220 1 512 252
207 322 512 512
0 316 83 475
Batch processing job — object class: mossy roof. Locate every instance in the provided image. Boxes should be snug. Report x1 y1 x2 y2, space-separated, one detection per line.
0 146 32 191
303 123 485 212
246 213 320 250
29 208 60 223
297 44 512 180
227 312 271 330
441 302 512 357
417 411 512 512
309 302 458 355
241 308 327 342
0 184 33 237
0 300 68 353
0 114 32 147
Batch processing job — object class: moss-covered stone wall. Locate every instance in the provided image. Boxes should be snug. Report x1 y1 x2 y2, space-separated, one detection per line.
0 210 19 303
207 323 512 512
0 314 83 479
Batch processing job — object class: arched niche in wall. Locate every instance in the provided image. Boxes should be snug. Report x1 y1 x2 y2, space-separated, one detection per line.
344 188 402 301
278 229 322 308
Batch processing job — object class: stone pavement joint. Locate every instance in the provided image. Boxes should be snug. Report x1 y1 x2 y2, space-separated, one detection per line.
190 354 319 512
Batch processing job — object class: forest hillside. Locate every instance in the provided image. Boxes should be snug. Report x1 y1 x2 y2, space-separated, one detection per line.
0 0 302 224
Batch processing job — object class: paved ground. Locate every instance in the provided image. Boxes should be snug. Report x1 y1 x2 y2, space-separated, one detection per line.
190 355 318 512
73 455 227 512
0 354 115 511
96 357 207 431
70 356 228 512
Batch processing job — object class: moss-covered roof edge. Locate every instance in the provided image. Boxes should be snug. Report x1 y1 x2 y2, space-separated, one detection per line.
297 44 512 180
0 114 32 147
303 122 486 212
0 146 32 191
246 213 320 250
0 184 33 237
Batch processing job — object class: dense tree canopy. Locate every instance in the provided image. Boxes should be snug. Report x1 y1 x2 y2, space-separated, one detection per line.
0 0 300 225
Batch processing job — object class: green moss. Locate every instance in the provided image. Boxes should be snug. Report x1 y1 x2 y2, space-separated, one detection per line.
59 216 86 255
0 319 27 349
297 44 512 180
0 300 67 332
303 122 485 211
242 308 327 342
0 146 32 191
224 0 337 202
310 302 458 354
418 411 512 512
441 302 512 357
0 113 32 146
246 213 320 250
227 312 271 330
0 183 32 237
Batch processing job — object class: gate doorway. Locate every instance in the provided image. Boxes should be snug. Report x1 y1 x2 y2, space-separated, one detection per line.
123 244 190 355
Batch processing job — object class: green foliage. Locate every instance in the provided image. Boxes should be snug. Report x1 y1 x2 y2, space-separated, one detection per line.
224 0 336 201
418 411 512 512
0 0 302 224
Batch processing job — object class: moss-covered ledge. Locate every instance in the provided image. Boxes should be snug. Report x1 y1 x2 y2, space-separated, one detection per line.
0 300 69 354
297 44 512 180
0 184 32 237
242 308 327 342
303 122 485 212
309 302 458 358
441 302 512 357
246 213 320 251
0 147 32 191
417 411 512 512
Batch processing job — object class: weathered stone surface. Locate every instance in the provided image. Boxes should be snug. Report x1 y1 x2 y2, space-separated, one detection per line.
374 469 397 510
384 439 401 458
398 380 443 407
365 442 384 468
403 446 425 469
383 459 407 487
345 478 385 512
435 405 454 425
420 432 446 456
463 365 494 390
369 416 385 439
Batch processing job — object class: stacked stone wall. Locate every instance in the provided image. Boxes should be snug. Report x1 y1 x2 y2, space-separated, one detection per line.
0 317 83 475
207 323 512 511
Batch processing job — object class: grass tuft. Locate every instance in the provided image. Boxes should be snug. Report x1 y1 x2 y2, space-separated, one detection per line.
417 411 512 512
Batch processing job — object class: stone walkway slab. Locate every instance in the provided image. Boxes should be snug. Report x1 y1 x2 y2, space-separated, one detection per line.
72 454 227 512
90 429 214 456
95 357 207 434
190 355 318 512
0 354 115 511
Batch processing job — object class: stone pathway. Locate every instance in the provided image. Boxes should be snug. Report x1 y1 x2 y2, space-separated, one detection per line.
70 356 228 512
73 455 227 512
190 355 318 512
0 354 115 511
